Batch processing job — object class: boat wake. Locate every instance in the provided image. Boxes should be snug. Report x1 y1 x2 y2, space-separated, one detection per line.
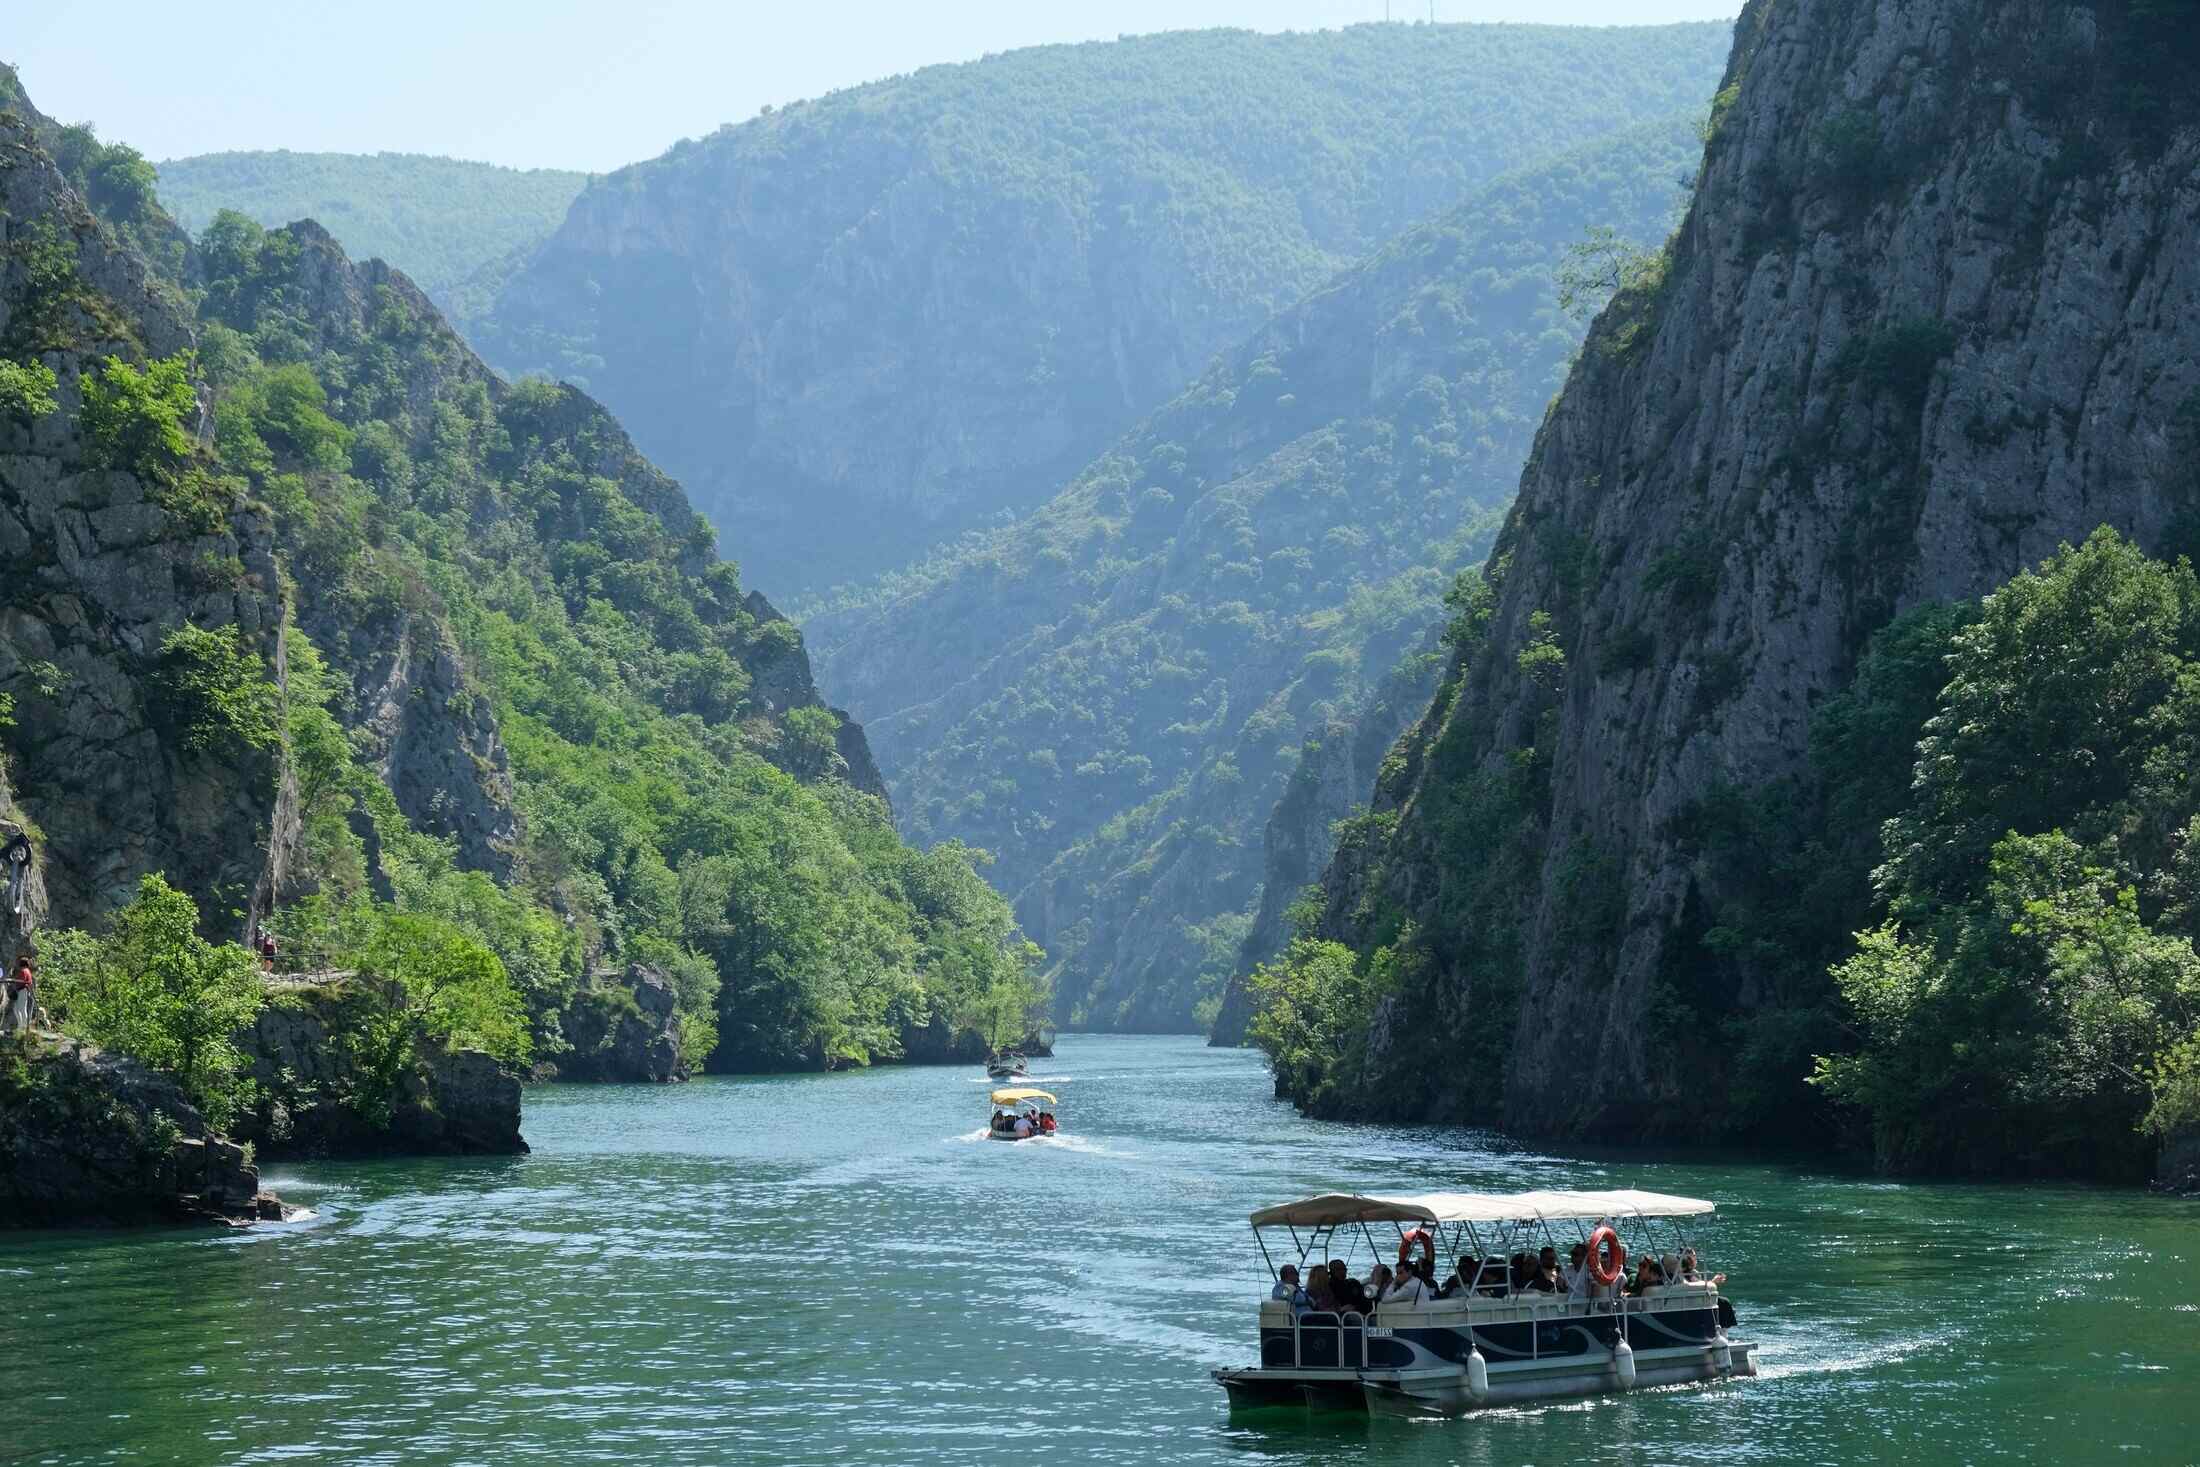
1749 1326 1951 1381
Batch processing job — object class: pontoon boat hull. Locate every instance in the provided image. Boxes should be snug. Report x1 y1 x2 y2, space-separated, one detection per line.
1218 1338 1754 1415
1219 1288 1752 1416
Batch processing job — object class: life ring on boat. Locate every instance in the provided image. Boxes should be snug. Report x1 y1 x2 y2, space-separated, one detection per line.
1586 1225 1627 1287
1397 1227 1434 1271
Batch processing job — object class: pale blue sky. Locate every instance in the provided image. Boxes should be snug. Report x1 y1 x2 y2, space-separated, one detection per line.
10 1 1741 173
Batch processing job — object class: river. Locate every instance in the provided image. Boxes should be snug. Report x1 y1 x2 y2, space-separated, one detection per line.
1 1034 2193 1465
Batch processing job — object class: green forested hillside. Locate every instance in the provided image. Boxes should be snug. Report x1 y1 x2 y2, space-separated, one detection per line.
811 116 1706 1031
0 77 1041 1146
480 22 1734 597
155 151 587 319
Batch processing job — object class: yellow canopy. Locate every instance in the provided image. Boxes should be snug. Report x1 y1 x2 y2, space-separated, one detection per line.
990 1088 1057 1106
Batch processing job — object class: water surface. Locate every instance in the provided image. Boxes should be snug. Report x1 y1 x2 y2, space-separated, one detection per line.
3 1034 2193 1465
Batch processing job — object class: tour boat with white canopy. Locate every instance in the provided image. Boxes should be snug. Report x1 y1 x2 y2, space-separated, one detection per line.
1214 1187 1753 1414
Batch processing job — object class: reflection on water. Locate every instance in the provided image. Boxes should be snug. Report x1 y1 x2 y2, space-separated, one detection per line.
2 1034 2195 1465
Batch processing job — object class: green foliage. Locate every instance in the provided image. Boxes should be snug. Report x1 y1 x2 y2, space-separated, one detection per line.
38 875 267 1128
1814 530 2200 1178
79 353 197 481
1247 938 1383 1112
182 209 1042 1075
1556 225 1665 325
0 358 58 418
149 623 279 758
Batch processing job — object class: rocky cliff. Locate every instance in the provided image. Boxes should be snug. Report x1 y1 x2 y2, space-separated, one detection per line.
0 106 293 941
480 24 1732 597
815 117 1707 1030
1297 0 2200 1137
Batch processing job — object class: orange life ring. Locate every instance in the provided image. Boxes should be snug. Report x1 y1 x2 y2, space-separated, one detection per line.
1587 1225 1627 1287
1397 1227 1435 1271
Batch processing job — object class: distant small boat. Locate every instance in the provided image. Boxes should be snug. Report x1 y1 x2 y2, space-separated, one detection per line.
986 1087 1059 1142
985 1052 1029 1080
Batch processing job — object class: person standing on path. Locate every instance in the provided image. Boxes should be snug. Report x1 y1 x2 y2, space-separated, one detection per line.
3 951 34 1034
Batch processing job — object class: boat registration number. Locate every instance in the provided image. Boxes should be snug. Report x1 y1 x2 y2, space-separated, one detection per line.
1367 1327 1394 1337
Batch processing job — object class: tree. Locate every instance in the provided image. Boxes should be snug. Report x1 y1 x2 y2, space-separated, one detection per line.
80 353 197 481
38 874 266 1128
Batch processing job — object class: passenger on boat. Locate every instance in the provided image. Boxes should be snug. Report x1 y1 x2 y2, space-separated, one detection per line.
1437 1254 1473 1298
1364 1262 1393 1315
1527 1247 1563 1293
1270 1265 1312 1315
1627 1256 1667 1296
1679 1248 1727 1286
1305 1268 1335 1312
1563 1242 1590 1298
1385 1263 1431 1308
1335 1271 1373 1314
1013 1111 1035 1139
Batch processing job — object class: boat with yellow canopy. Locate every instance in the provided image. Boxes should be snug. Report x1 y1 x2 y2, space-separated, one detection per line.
987 1087 1059 1141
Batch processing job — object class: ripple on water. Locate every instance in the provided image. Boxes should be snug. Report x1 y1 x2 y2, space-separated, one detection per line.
2 1035 2197 1466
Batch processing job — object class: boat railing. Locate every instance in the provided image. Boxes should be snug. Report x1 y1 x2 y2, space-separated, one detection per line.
1271 1310 1367 1370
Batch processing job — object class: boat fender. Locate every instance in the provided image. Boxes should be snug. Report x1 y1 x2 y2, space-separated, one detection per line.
1466 1342 1490 1403
1712 1328 1733 1376
1586 1225 1627 1287
1613 1332 1636 1390
1396 1227 1435 1271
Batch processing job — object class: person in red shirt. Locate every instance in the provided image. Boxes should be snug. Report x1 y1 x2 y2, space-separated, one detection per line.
4 952 33 1033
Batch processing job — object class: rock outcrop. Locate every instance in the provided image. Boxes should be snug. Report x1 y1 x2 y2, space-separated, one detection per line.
1304 0 2200 1137
555 964 686 1083
0 1034 286 1226
236 977 527 1157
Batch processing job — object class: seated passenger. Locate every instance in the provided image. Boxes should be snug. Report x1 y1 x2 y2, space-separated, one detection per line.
1527 1246 1563 1293
1678 1248 1727 1287
1627 1256 1666 1296
1563 1242 1590 1298
1013 1112 1034 1139
1438 1254 1475 1298
1510 1252 1534 1293
1385 1264 1430 1308
1338 1274 1373 1314
1364 1263 1393 1315
1306 1269 1335 1313
1325 1258 1351 1301
1271 1264 1312 1315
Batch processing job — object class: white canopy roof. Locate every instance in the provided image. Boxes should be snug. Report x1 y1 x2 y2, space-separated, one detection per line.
1248 1189 1716 1229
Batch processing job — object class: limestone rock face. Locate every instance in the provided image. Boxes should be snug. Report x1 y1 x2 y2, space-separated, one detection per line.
1314 0 2200 1136
0 111 291 940
0 1035 281 1226
556 964 686 1084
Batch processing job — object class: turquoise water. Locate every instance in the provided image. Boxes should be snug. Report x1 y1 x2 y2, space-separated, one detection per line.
2 1033 2194 1465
